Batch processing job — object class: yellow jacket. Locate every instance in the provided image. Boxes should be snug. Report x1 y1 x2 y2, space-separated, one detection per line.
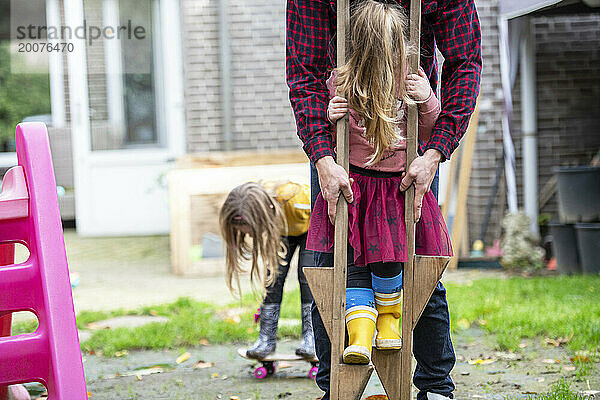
261 181 311 237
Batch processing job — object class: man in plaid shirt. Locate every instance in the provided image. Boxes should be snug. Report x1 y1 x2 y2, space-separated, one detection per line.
286 0 481 399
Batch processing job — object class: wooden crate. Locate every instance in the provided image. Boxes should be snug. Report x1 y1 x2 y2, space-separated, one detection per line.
168 150 310 276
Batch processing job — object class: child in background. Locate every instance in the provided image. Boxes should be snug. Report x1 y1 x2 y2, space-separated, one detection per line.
219 181 315 359
306 0 452 364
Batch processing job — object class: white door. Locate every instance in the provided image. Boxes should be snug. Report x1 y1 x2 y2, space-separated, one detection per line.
65 0 185 236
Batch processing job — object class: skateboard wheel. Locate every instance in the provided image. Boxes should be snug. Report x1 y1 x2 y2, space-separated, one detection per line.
309 366 318 379
254 366 268 379
266 362 276 375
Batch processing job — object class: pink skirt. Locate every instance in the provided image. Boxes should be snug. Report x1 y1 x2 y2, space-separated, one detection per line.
306 167 453 267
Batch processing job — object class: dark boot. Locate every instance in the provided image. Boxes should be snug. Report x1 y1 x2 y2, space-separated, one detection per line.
246 303 280 359
295 303 316 358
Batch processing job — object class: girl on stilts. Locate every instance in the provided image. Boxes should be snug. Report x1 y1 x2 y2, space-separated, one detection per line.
306 0 452 364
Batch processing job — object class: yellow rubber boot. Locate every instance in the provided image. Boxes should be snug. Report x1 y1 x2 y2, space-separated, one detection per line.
374 291 402 349
343 306 377 364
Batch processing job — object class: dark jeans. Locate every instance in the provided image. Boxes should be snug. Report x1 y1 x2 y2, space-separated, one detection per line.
309 163 455 400
264 234 314 305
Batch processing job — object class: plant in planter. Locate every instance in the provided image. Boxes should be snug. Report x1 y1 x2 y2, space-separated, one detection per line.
501 212 545 271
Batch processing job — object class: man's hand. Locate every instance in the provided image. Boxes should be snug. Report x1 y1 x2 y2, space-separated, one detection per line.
315 156 354 225
399 149 442 222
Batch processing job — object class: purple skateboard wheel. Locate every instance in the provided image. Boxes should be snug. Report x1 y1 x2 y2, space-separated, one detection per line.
254 366 268 379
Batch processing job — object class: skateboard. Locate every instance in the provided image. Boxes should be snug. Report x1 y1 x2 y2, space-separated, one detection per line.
237 348 319 379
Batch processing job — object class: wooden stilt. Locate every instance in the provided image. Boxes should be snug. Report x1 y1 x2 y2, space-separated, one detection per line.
304 266 375 400
304 267 334 339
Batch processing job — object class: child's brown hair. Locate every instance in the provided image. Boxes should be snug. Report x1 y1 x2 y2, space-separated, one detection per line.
219 182 287 298
336 0 413 165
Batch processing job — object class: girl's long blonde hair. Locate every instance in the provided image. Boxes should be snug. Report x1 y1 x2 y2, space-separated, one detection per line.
219 182 287 298
336 0 413 165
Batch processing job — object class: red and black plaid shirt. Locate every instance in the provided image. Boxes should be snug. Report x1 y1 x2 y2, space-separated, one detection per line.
286 0 482 164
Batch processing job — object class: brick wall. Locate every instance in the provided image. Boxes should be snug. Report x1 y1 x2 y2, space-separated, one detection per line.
181 0 301 153
511 14 600 221
460 5 600 247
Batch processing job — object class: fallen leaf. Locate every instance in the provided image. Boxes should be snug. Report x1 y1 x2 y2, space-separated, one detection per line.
199 339 209 346
193 361 214 369
149 310 158 316
135 375 143 381
176 352 191 364
545 333 573 347
542 359 560 364
114 350 128 357
537 378 545 383
457 318 470 330
87 392 92 398
571 355 591 363
365 396 388 400
468 358 497 365
86 322 110 330
229 397 240 400
519 343 528 349
564 366 576 371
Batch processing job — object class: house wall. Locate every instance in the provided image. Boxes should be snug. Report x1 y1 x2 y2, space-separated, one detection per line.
467 8 600 247
180 0 300 153
511 14 600 220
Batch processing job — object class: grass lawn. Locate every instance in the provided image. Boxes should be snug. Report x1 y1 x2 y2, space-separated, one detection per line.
447 275 600 352
12 275 599 358
507 378 592 400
